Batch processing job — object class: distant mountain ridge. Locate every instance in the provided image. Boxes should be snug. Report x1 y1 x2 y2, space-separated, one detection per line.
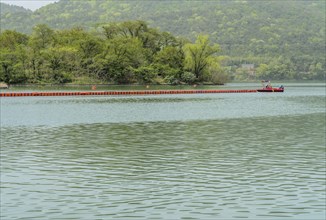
1 0 325 76
1 3 33 33
0 3 32 14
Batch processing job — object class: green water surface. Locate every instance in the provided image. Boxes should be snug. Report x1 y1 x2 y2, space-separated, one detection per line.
1 83 325 219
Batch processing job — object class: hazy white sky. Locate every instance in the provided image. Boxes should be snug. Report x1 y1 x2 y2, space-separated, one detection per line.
1 0 58 10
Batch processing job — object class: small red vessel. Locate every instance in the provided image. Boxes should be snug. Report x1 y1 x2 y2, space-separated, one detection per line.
257 80 284 92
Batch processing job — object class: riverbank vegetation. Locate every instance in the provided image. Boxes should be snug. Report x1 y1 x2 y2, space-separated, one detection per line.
0 22 228 85
1 0 325 84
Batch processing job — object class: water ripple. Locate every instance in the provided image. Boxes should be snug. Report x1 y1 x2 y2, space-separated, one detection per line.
1 113 325 219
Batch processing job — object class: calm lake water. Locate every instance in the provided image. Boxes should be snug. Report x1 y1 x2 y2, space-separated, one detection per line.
1 83 325 219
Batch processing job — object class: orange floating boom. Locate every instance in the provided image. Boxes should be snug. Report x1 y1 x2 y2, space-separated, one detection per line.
0 89 258 97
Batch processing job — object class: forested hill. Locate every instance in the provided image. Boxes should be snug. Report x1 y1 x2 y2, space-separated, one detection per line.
1 1 324 56
1 0 325 80
0 3 33 33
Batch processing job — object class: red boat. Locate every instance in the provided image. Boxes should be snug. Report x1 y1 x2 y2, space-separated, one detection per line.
257 80 284 92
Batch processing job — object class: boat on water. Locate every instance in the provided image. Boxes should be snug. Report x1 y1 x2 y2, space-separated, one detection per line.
257 80 284 92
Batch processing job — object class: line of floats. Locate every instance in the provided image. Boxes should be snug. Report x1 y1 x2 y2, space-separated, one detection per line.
0 81 284 97
0 89 262 97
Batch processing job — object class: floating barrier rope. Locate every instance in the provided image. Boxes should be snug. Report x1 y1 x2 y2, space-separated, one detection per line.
0 90 258 97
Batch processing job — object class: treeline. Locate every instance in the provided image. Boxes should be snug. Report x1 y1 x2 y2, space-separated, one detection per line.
1 0 324 81
230 55 325 81
0 21 228 85
1 0 324 60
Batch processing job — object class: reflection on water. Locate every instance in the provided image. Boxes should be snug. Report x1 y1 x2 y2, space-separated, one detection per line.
1 85 325 219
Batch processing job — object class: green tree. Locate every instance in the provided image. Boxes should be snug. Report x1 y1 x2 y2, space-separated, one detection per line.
0 30 29 84
207 58 229 84
102 22 120 39
0 30 28 50
0 49 27 84
42 46 77 83
95 37 146 83
256 58 295 80
153 46 185 80
29 24 55 49
132 65 158 84
183 35 221 81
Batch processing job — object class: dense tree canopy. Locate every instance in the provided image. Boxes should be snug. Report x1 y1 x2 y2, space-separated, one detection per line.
0 0 325 82
0 22 228 85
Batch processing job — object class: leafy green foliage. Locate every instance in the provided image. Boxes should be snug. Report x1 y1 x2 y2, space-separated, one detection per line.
184 35 221 80
1 0 325 81
181 72 196 84
0 22 225 85
256 58 296 80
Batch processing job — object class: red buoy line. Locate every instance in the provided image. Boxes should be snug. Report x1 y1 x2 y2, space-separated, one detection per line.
0 89 258 97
